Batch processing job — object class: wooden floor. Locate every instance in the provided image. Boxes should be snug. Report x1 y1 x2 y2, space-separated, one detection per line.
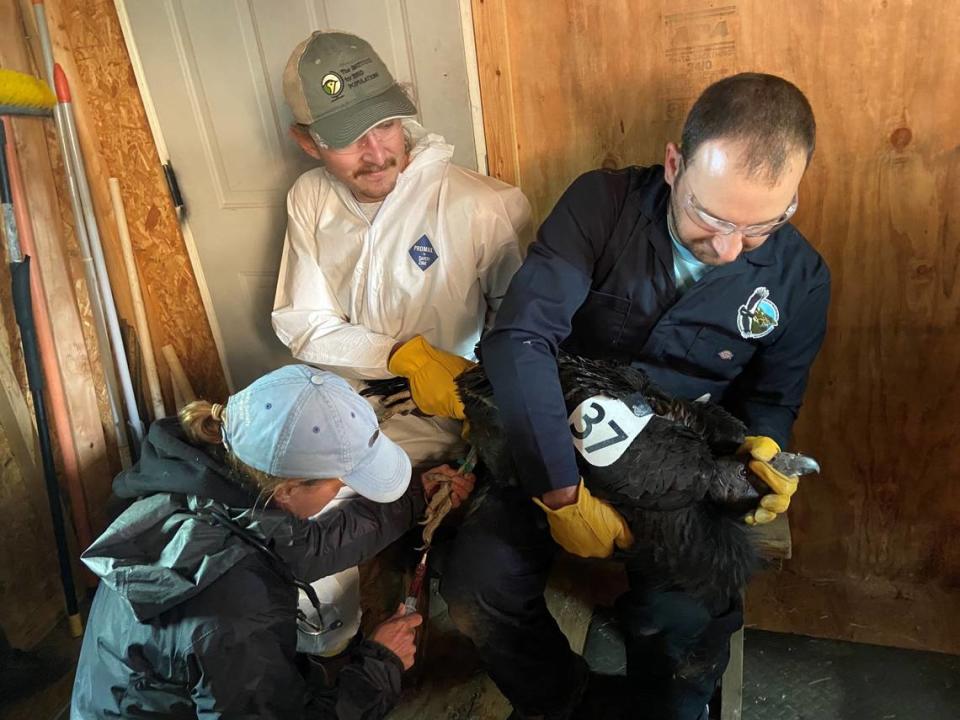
8 539 958 720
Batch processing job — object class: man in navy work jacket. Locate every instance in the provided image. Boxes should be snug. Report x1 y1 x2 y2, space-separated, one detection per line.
440 74 830 719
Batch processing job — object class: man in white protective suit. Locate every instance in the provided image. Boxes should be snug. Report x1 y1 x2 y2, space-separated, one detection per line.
272 30 530 657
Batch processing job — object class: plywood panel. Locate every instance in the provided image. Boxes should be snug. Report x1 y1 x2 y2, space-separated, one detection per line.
18 0 229 409
745 569 960 656
473 0 960 645
471 0 519 184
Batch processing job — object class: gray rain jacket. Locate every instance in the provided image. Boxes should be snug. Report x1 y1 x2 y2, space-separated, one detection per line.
71 418 425 719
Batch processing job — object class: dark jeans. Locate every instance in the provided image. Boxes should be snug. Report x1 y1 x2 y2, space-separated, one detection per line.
439 486 743 720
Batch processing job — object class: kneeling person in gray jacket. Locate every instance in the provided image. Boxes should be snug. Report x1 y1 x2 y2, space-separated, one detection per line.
71 365 474 719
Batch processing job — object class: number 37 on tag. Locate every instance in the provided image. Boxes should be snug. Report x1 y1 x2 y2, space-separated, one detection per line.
568 395 652 467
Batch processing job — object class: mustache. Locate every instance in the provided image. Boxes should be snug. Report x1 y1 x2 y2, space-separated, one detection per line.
354 158 398 178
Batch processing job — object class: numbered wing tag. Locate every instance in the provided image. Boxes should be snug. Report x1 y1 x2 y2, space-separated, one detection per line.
568 394 653 467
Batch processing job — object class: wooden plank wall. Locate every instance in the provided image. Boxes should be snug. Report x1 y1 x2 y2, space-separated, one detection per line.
0 308 63 648
0 0 228 646
473 0 960 653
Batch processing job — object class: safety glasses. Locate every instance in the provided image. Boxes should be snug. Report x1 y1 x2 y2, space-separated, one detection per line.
675 155 798 238
309 118 403 154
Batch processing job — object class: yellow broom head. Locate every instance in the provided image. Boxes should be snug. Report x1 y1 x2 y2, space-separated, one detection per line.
0 68 56 114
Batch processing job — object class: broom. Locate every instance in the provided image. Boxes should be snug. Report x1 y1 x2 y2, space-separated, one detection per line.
0 68 53 117
0 68 82 636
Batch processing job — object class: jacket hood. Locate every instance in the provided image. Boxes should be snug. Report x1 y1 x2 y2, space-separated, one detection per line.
112 418 257 506
82 419 288 621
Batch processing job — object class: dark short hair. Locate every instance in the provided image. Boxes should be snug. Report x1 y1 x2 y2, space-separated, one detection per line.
680 73 816 183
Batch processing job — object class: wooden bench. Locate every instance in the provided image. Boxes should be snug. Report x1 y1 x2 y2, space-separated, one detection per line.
720 514 793 720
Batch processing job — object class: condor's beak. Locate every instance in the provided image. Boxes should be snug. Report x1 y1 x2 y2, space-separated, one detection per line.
769 452 821 477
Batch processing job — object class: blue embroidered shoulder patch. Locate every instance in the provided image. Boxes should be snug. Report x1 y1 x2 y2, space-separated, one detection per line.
408 235 438 272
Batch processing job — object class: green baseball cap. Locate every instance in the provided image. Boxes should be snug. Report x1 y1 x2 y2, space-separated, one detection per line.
283 31 417 149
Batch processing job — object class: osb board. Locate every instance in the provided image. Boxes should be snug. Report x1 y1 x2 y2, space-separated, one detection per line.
473 0 960 646
17 0 229 411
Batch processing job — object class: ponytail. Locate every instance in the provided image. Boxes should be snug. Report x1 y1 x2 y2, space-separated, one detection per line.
179 400 226 445
179 399 298 505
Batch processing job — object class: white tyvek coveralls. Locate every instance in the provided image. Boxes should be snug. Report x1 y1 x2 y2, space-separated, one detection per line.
296 488 364 657
275 123 529 654
272 123 528 378
272 122 529 465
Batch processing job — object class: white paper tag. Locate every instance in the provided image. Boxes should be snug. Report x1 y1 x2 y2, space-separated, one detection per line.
568 394 652 467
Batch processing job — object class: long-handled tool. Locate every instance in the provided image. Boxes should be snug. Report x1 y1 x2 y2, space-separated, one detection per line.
1 108 82 636
2 116 94 557
0 67 96 555
13 1 136 467
31 0 144 451
52 64 143 450
110 178 166 421
49 65 134 465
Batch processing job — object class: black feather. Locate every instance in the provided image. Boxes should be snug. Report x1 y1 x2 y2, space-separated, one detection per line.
457 354 760 606
365 354 761 605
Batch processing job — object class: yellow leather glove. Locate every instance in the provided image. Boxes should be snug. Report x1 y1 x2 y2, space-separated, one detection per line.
532 480 635 558
387 336 474 419
738 436 799 526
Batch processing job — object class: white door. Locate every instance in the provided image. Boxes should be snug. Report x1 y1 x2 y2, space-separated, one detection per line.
119 0 483 389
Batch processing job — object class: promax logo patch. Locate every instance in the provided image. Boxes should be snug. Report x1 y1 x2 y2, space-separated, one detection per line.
408 235 438 272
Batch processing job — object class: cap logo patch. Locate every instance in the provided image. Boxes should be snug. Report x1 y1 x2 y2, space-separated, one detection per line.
737 286 780 339
321 72 343 97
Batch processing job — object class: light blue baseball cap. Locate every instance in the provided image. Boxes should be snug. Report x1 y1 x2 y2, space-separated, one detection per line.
222 365 411 503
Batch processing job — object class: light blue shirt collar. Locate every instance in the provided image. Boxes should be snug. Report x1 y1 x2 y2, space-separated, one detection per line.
668 207 713 294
